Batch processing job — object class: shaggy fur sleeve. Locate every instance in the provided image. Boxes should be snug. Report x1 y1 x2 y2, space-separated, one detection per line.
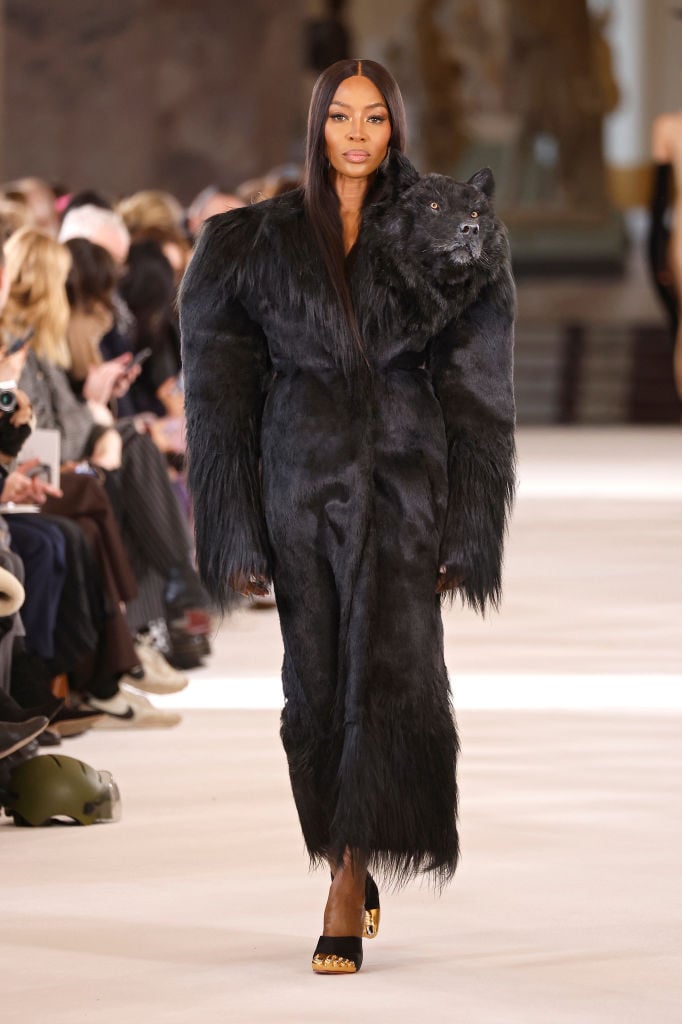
429 263 516 613
179 216 271 608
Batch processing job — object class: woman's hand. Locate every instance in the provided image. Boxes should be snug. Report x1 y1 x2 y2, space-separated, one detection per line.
156 376 185 418
110 360 142 399
1 462 63 505
435 564 465 594
228 571 271 597
8 388 33 428
83 354 133 405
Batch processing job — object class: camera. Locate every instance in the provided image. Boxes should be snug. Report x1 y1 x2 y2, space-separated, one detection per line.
0 389 17 416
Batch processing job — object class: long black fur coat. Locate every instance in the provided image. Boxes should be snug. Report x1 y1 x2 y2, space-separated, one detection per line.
179 150 515 886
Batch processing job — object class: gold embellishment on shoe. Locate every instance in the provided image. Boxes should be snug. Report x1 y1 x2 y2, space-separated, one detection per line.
363 907 380 939
311 953 357 974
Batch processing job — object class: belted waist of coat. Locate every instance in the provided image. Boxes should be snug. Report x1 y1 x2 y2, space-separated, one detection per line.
271 365 342 380
271 354 427 379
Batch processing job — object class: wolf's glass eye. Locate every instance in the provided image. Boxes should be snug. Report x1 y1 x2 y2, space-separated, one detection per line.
429 201 439 210
471 211 479 218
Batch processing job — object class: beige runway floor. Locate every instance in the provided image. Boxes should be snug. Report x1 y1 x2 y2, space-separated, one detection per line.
2 428 681 1023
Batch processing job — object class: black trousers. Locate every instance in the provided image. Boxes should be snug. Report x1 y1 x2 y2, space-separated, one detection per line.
8 515 66 661
109 424 208 632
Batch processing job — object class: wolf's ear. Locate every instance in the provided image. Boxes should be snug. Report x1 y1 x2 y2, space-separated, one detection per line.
467 167 495 197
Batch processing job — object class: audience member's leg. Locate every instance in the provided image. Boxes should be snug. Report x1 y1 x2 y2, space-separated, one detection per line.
8 516 66 661
112 427 210 634
39 514 100 674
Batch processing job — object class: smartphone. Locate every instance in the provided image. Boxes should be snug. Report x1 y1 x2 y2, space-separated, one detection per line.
24 463 51 482
130 347 153 369
5 327 35 355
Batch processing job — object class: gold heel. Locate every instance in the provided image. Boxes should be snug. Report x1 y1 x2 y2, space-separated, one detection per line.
364 906 380 939
363 873 380 939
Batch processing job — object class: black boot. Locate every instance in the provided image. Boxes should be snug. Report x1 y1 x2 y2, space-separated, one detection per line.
164 564 211 616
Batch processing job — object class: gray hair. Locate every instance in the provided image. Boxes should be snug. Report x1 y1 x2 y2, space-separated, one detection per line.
58 204 130 248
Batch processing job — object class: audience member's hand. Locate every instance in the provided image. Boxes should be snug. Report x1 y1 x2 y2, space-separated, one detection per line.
157 376 185 418
111 360 142 399
1 461 63 505
144 415 185 454
7 387 33 428
83 355 133 406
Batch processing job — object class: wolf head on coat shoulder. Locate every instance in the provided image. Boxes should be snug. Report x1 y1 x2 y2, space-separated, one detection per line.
381 168 508 287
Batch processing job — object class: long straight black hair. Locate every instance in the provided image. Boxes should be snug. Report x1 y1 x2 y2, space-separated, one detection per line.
303 59 407 373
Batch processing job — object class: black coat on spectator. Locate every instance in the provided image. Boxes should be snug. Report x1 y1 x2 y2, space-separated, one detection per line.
179 151 516 885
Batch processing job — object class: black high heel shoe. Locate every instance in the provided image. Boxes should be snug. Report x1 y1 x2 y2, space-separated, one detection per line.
311 935 363 974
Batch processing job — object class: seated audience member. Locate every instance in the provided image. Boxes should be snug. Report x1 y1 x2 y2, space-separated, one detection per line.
0 216 159 734
1 177 59 236
59 203 153 397
0 196 32 237
64 236 140 418
58 204 136 386
59 190 113 220
117 190 185 238
235 164 303 206
59 205 185 415
59 204 130 269
119 239 183 418
186 186 244 239
3 226 211 671
0 227 185 721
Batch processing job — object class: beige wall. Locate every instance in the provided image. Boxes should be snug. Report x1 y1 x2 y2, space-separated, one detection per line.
1 0 304 201
2 0 681 202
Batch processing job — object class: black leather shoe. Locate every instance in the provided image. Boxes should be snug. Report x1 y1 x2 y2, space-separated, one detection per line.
168 630 210 669
0 691 64 725
49 705 103 738
0 717 49 759
37 728 62 747
164 564 211 615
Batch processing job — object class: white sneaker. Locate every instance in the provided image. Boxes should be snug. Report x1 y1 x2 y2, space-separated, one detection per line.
88 688 181 729
125 636 189 695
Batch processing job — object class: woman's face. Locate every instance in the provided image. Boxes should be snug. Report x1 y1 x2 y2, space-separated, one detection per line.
324 75 392 180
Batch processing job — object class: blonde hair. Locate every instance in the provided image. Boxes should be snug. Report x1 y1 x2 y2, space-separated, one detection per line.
2 226 72 368
117 189 184 237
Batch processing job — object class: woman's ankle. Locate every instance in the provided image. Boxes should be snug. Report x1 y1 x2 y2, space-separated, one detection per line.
323 855 367 937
